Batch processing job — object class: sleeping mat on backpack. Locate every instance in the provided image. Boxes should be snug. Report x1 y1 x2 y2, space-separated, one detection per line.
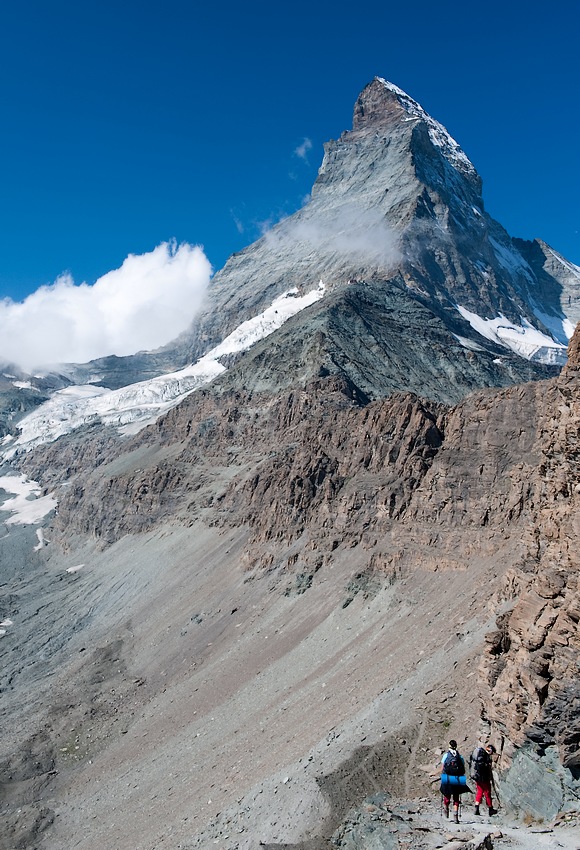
440 774 471 795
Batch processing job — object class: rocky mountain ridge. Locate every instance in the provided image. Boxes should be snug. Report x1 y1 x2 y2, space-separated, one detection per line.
170 79 575 380
5 322 577 848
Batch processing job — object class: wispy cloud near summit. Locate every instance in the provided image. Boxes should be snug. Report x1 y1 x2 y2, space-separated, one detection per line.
294 137 313 162
0 242 211 373
265 203 402 271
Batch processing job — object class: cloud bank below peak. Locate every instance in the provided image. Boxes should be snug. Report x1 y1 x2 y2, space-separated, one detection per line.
0 242 212 373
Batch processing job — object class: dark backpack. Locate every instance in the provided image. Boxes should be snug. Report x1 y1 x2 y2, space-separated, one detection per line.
470 747 489 780
443 750 465 777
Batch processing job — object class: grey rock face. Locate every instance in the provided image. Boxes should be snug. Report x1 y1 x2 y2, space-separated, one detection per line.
212 280 556 405
515 237 580 331
27 77 575 403
0 368 69 437
500 745 580 821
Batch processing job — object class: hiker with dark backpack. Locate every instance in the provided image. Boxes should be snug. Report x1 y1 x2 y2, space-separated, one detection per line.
469 743 498 816
440 739 467 823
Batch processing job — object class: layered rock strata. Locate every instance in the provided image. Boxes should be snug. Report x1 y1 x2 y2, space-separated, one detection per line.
20 330 580 787
482 330 579 771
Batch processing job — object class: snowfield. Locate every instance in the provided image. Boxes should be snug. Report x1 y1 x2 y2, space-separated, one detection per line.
2 283 326 458
456 305 568 365
0 474 57 524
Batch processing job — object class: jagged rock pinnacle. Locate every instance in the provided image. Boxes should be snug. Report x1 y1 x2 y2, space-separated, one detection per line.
352 77 407 131
350 77 477 183
563 322 580 375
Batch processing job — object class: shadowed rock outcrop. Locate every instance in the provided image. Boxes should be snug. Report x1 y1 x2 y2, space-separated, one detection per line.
481 327 579 778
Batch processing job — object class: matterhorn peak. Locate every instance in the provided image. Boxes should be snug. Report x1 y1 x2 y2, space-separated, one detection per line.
2 76 576 447
351 76 476 181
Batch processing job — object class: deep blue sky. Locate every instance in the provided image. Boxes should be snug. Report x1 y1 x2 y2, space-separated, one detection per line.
1 0 578 302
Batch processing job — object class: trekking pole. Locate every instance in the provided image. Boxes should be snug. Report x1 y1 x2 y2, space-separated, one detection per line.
491 772 501 810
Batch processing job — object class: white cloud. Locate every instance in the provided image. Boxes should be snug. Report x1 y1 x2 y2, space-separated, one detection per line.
0 242 212 372
294 137 313 161
258 217 276 237
231 211 245 234
265 203 401 270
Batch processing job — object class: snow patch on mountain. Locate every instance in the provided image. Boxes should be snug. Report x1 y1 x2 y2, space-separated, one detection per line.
489 237 535 283
2 283 326 457
532 305 575 346
456 305 567 365
452 335 487 353
0 474 57 524
544 244 580 280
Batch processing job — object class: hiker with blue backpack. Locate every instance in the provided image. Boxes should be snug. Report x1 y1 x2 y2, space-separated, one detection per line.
440 739 468 823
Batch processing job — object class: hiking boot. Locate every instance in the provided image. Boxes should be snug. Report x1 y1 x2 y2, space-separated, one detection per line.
474 805 480 815
488 807 497 816
444 803 449 818
454 810 459 824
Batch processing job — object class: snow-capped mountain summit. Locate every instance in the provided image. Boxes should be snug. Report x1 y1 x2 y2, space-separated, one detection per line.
352 77 477 180
140 77 578 385
1 78 578 450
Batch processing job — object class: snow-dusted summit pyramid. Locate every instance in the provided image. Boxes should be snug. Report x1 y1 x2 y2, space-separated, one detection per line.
84 78 579 388
178 77 576 373
2 77 579 449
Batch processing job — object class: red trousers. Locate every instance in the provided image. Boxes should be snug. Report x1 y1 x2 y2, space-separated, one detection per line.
475 779 493 807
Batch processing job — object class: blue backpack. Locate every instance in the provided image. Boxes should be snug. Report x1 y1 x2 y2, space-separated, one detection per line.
443 750 465 777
